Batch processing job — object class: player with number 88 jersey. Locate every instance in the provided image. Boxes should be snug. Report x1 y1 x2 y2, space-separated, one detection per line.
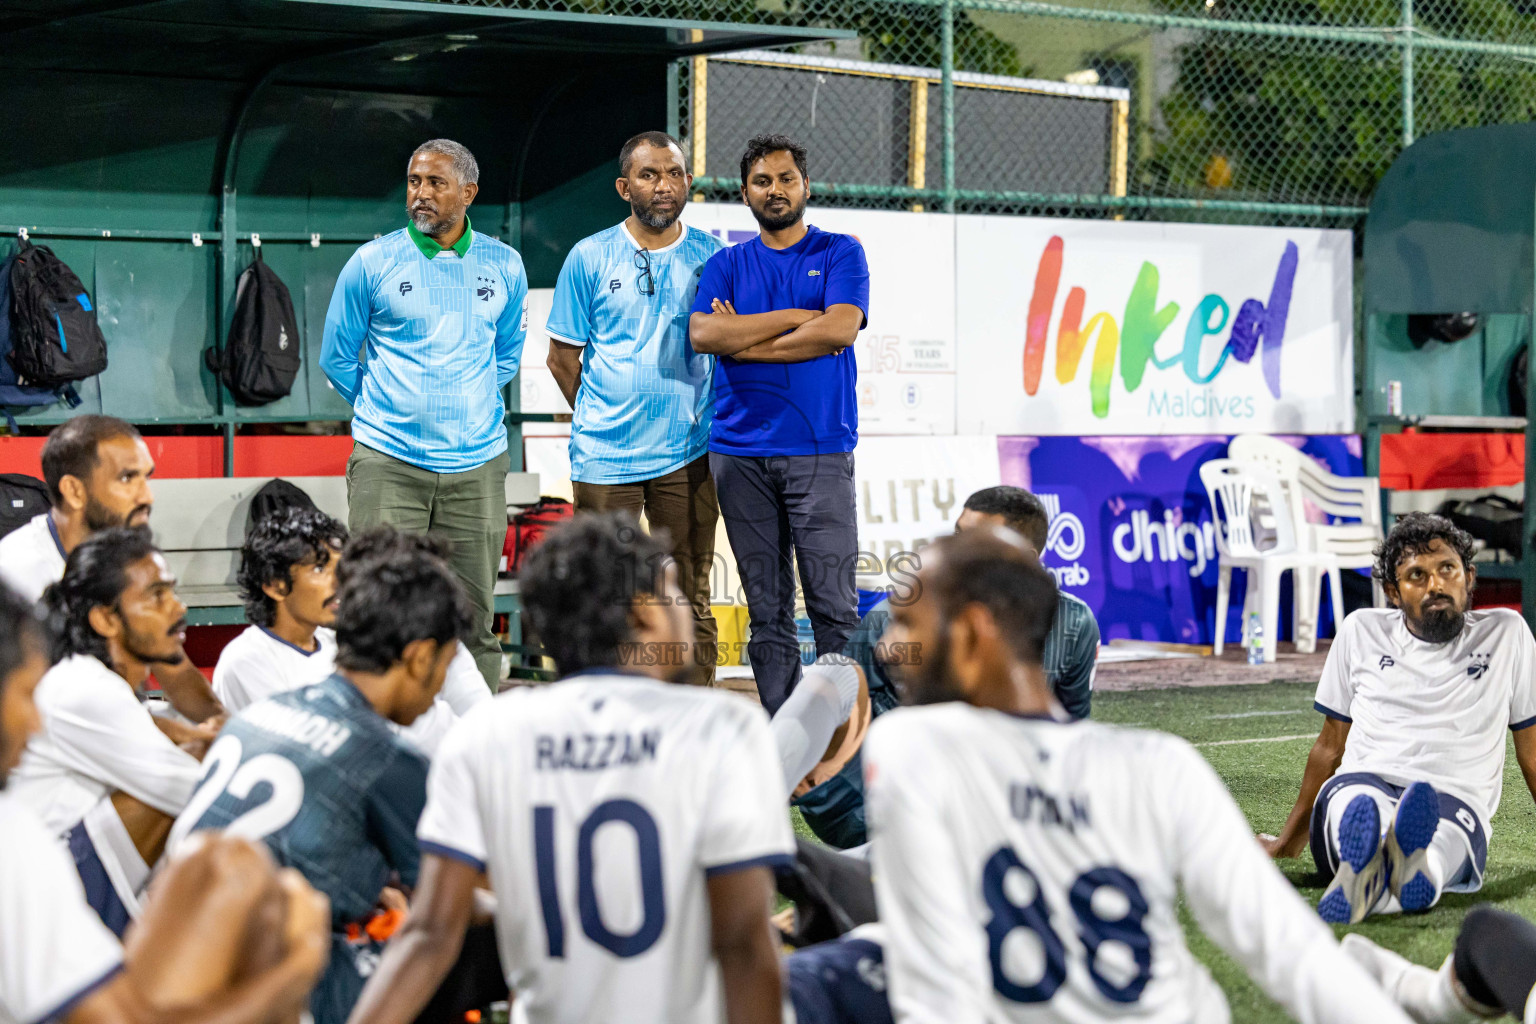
864 527 1415 1024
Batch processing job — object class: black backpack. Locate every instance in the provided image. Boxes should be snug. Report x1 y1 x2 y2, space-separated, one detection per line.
244 478 320 539
1439 494 1524 557
0 248 61 412
8 241 108 389
206 251 301 406
0 474 50 540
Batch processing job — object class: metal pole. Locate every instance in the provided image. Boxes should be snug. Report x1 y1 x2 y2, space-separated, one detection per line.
1401 0 1414 147
941 0 956 213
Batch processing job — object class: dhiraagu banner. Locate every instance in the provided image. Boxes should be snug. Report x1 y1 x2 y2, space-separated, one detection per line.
954 216 1354 435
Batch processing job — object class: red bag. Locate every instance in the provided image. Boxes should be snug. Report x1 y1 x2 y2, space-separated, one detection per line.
503 496 574 574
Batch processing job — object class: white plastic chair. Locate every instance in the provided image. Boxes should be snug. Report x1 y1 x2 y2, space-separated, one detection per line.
1200 459 1345 663
1228 434 1386 615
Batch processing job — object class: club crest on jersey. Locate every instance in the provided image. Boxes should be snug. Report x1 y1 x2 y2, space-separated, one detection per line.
476 276 496 301
1468 653 1492 679
1379 655 1395 670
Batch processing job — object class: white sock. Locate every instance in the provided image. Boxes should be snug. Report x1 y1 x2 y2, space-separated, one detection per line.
771 656 859 797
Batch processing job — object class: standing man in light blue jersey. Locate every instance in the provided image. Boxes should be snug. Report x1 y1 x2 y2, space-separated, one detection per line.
321 138 529 691
546 131 724 685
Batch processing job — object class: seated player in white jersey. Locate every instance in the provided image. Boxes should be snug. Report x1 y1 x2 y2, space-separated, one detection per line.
0 415 222 722
1262 512 1536 924
7 527 214 937
172 527 498 1024
861 526 1415 1024
346 512 793 1024
0 581 333 1024
213 507 487 756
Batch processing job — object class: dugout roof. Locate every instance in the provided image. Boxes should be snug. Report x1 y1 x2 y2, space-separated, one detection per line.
1 0 844 90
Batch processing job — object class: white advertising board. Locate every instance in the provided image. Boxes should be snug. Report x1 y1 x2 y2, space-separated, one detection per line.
685 202 958 436
954 216 1354 435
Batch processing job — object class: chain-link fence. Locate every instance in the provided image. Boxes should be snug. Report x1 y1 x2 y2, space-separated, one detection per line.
426 0 1536 229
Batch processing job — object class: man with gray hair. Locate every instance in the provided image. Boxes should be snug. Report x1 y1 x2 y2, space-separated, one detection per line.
321 138 529 690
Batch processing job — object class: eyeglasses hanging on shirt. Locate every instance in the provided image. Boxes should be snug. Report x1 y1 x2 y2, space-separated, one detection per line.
633 248 656 297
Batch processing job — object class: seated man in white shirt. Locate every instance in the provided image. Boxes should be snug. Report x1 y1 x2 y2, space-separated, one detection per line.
1262 512 1536 924
0 414 222 722
213 509 488 756
0 580 331 1024
8 527 215 937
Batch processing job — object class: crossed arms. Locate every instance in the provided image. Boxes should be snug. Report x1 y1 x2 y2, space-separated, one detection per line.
689 300 863 363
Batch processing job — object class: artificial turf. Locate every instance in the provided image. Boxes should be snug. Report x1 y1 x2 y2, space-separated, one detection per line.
1094 681 1536 1023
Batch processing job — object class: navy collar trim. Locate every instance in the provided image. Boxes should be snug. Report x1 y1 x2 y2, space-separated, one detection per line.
1002 709 1072 723
46 516 66 560
259 625 320 657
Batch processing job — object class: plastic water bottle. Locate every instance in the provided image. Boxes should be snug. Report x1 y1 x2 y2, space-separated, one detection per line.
1247 612 1265 665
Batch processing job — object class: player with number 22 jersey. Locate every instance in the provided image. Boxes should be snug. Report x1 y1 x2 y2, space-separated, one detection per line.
169 674 428 1024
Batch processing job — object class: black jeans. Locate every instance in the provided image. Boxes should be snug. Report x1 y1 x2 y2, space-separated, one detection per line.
711 451 859 714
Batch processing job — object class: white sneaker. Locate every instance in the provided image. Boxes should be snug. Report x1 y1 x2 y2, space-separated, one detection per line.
1341 933 1498 1024
1318 794 1389 924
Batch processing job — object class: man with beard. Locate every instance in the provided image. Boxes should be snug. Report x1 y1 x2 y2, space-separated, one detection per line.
853 527 1416 1024
1262 512 1536 925
0 415 223 722
545 131 724 685
8 527 212 936
688 134 869 714
0 581 334 1024
321 138 529 691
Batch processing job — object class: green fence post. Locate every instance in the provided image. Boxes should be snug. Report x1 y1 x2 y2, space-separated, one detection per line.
941 0 956 213
1401 0 1415 147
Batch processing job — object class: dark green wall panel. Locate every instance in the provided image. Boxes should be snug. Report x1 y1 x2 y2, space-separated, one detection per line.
0 64 664 430
95 242 218 420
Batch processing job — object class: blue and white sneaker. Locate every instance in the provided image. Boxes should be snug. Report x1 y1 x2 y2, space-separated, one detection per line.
1388 781 1442 913
1318 794 1389 924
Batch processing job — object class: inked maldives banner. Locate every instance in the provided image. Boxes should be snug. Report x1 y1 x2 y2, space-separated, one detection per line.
956 217 1354 436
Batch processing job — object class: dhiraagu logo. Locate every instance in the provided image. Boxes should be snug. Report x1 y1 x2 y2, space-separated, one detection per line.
1024 236 1299 418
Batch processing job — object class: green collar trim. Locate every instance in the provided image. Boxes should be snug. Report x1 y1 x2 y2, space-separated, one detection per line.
406 216 473 258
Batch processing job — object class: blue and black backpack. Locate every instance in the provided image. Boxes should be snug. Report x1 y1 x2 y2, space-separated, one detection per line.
0 245 64 410
7 239 107 392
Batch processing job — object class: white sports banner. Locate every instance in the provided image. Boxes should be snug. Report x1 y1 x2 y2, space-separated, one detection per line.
954 215 1354 435
685 203 958 436
852 435 1002 587
523 432 1002 593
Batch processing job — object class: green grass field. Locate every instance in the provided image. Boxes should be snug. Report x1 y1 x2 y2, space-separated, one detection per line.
1087 681 1536 1022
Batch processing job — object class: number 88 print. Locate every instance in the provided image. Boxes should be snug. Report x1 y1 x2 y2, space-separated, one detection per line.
983 845 1153 1005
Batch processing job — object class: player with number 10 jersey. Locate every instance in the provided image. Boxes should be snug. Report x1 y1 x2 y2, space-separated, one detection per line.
864 528 1415 1024
347 513 793 1024
417 675 792 1022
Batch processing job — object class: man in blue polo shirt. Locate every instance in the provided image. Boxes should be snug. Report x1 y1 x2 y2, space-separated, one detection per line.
546 130 724 686
321 138 529 691
689 134 869 713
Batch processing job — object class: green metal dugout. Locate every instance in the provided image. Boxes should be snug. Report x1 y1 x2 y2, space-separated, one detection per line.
1362 121 1536 625
0 0 846 468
